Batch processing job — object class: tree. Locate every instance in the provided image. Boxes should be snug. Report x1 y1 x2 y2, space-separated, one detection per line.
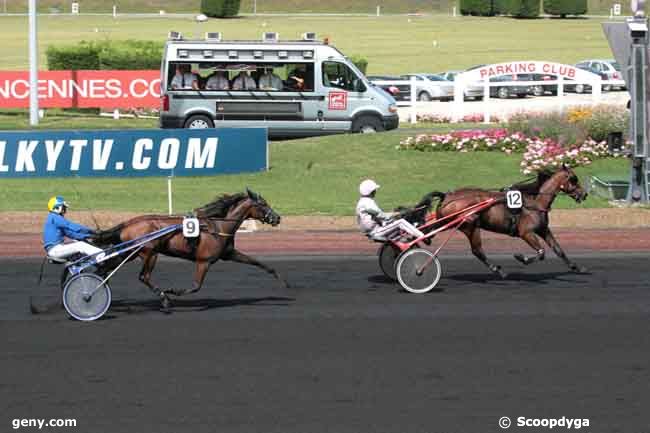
544 0 587 17
201 0 241 18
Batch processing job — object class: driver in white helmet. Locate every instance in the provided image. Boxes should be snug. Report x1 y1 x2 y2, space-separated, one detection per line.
356 179 424 241
43 196 103 261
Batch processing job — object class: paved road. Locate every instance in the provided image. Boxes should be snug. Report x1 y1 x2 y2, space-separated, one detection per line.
3 254 649 433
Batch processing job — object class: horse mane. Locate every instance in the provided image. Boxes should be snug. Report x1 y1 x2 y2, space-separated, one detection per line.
509 170 553 196
194 193 248 218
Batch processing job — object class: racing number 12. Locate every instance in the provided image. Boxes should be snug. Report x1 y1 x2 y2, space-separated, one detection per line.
506 190 523 209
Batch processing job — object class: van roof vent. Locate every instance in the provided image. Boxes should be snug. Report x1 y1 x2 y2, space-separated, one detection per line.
302 32 317 41
263 32 279 42
168 31 183 40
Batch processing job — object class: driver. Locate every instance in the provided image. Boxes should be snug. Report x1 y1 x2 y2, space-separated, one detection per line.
43 196 102 260
356 179 424 241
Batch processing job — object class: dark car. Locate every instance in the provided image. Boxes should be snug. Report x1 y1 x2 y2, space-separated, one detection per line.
525 73 559 96
489 74 531 99
367 75 411 102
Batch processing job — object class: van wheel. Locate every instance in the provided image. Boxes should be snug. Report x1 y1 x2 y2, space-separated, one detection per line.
352 116 384 134
184 115 214 129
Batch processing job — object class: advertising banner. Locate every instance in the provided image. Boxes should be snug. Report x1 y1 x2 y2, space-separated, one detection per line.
0 128 267 178
0 70 161 109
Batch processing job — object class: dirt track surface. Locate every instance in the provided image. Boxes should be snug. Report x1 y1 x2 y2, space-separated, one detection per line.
3 253 650 432
2 227 650 258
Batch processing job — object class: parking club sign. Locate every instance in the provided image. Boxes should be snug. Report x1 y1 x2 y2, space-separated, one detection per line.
328 91 347 110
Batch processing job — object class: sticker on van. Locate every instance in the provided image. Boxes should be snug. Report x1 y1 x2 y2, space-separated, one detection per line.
328 91 347 110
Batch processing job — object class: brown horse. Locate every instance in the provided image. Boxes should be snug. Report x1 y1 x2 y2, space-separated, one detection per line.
93 189 284 309
429 165 588 278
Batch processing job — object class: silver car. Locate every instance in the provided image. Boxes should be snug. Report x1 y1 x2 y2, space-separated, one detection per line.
401 73 454 102
438 70 484 100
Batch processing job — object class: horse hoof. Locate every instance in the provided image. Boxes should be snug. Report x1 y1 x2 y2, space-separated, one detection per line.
498 270 508 279
159 294 172 313
513 253 528 265
571 265 587 274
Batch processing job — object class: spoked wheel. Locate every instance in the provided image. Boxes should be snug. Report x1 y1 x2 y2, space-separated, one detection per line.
62 273 111 321
378 243 401 281
395 248 442 294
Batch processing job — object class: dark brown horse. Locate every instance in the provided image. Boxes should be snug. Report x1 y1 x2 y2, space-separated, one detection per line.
429 166 588 278
94 189 285 309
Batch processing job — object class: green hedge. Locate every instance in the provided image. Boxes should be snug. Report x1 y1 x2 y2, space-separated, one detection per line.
349 55 368 74
460 0 493 16
543 0 587 16
46 40 163 71
201 0 241 17
506 0 540 17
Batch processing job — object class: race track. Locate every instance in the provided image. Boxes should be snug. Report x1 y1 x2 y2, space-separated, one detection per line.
3 253 650 433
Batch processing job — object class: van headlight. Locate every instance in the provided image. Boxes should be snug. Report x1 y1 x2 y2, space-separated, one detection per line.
388 104 398 113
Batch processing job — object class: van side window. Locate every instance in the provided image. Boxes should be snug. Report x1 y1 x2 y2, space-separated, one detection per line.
285 63 314 91
322 61 365 92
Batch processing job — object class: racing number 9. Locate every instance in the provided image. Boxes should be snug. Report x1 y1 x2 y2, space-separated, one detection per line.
506 190 523 209
183 218 200 238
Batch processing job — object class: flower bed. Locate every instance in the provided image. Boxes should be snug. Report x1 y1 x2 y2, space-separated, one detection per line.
398 128 624 173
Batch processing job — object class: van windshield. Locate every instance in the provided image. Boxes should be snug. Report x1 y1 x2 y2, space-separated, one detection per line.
166 62 315 92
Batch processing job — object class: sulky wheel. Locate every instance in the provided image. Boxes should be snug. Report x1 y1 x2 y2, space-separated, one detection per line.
378 243 401 281
395 248 442 294
62 273 111 321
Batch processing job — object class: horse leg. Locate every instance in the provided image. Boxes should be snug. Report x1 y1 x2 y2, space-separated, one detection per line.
461 226 508 279
541 228 587 273
167 260 210 297
513 232 546 265
224 249 290 288
138 250 171 310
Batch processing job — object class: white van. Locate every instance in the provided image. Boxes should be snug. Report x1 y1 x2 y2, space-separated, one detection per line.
159 32 399 138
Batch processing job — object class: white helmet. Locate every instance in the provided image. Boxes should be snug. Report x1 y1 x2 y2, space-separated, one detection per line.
359 179 380 196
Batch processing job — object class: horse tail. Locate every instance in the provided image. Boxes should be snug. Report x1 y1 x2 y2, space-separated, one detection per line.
93 223 125 246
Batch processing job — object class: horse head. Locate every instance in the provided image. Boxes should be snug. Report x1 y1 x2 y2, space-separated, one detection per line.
245 188 281 226
544 165 588 203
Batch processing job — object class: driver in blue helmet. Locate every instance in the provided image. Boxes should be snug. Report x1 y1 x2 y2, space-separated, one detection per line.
43 196 102 260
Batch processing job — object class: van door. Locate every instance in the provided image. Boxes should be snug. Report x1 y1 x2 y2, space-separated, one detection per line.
320 61 370 131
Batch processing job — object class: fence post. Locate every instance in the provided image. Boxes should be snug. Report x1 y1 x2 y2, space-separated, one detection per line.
452 78 463 122
592 75 602 103
483 80 490 124
558 76 565 111
113 5 117 18
376 5 380 16
410 75 417 124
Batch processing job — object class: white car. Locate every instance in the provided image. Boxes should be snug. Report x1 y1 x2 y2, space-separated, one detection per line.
401 73 454 102
575 59 626 90
438 70 484 100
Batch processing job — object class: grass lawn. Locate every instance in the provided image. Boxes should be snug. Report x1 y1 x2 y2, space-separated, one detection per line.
0 14 621 73
0 130 627 214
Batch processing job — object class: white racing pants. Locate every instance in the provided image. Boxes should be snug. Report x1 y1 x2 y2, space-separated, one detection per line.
47 241 103 261
369 218 424 241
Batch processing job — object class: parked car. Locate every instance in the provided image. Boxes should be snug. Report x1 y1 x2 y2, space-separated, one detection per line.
565 64 609 94
367 75 411 102
400 73 454 102
437 70 484 100
524 73 558 96
489 74 531 99
575 59 626 90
